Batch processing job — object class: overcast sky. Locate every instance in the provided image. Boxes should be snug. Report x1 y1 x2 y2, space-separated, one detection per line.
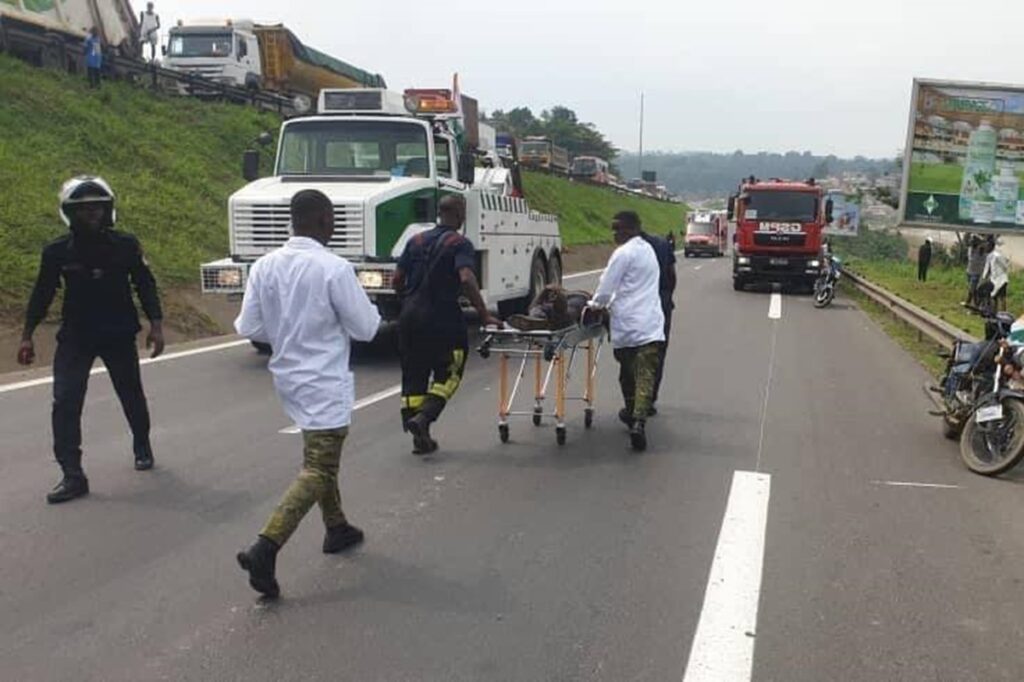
150 0 1023 159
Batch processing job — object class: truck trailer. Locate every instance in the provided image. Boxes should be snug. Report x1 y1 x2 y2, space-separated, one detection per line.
0 0 139 70
201 85 562 324
165 20 385 112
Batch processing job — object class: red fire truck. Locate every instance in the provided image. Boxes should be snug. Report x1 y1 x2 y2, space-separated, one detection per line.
728 179 833 291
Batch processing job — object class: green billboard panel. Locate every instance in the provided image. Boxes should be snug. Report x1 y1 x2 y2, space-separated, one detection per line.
900 79 1024 233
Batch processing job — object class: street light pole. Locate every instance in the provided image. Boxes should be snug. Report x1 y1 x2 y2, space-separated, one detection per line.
638 92 645 180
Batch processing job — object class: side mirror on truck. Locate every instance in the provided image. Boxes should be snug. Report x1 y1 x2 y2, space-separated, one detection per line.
727 195 736 221
825 198 834 225
242 150 261 182
458 152 476 185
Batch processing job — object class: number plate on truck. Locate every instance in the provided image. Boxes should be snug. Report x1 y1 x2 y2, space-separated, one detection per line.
977 404 1004 423
769 258 789 266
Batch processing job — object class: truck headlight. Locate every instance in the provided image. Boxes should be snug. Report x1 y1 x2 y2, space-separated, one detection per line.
808 259 821 268
358 270 385 289
217 268 243 288
737 256 751 265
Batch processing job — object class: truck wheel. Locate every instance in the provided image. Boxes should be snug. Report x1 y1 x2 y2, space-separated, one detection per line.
547 254 563 286
733 277 746 292
40 40 63 71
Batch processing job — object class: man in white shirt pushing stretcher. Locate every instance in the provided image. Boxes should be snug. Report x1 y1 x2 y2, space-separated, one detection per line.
589 211 666 452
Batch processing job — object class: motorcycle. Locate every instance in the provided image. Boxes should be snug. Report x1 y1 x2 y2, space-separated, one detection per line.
958 340 1024 476
813 255 841 308
928 307 1015 442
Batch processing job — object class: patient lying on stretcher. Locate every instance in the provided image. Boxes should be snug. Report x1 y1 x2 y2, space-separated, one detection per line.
506 285 608 331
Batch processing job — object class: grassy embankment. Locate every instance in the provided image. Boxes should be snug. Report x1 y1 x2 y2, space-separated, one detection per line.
0 52 683 331
0 53 279 328
834 228 1024 376
523 172 686 244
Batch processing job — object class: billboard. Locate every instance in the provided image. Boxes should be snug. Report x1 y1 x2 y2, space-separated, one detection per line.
901 79 1024 232
824 190 860 236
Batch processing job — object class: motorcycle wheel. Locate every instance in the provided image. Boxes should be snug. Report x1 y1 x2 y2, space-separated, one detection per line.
959 399 1024 476
813 283 834 308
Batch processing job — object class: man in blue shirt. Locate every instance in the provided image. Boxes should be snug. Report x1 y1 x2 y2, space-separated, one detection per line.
84 28 103 88
639 217 677 416
394 195 499 454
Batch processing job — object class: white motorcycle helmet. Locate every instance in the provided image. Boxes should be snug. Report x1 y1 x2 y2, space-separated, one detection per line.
59 175 116 228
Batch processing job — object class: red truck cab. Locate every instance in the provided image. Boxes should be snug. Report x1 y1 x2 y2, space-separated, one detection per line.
684 210 728 258
728 179 832 291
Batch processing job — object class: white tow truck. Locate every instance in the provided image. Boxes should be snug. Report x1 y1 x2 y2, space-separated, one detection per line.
200 86 563 321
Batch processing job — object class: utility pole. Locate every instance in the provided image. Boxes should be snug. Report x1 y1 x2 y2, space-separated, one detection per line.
638 92 645 180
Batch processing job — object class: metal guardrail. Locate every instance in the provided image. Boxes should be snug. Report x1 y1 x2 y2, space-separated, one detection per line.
845 269 980 348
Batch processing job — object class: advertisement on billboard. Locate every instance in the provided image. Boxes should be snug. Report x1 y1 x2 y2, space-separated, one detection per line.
824 190 861 236
901 79 1024 232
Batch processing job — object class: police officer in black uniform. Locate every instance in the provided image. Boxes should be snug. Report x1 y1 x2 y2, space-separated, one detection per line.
18 176 165 504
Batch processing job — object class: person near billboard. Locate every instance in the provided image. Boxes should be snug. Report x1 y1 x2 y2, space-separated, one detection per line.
964 236 986 306
917 238 932 282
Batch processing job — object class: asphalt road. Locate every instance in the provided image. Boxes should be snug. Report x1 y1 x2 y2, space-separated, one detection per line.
4 258 1024 681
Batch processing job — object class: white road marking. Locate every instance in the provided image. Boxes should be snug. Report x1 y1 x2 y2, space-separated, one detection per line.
0 339 251 395
768 292 782 320
278 384 402 434
563 267 605 280
872 480 961 490
695 265 703 271
683 470 772 682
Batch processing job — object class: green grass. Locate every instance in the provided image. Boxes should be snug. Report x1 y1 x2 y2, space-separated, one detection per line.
0 53 280 316
908 162 963 195
523 172 687 244
843 282 947 378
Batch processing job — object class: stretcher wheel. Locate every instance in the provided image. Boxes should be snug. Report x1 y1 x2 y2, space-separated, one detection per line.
499 424 510 443
543 344 556 362
584 409 594 429
556 426 566 445
533 408 543 427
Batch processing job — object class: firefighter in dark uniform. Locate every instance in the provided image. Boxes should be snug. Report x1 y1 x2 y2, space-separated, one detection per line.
393 195 500 454
639 222 677 416
18 176 165 504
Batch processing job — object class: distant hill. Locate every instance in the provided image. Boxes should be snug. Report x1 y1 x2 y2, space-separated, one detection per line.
618 151 901 199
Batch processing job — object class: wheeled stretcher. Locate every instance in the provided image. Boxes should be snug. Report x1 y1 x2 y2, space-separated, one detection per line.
477 316 607 445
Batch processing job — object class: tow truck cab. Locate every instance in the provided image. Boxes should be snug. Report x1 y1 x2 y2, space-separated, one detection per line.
728 179 833 291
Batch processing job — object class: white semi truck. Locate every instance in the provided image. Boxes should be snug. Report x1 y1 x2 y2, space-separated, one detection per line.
0 0 140 69
201 86 563 322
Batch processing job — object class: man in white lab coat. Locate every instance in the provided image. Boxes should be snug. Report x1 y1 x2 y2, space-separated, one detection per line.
590 211 665 451
234 189 381 598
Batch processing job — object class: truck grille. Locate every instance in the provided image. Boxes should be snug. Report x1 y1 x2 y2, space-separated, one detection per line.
232 202 364 257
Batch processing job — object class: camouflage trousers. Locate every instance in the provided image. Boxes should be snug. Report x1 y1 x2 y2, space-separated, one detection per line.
613 342 664 421
260 428 349 547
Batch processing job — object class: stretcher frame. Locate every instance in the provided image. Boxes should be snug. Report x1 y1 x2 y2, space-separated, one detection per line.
477 319 606 445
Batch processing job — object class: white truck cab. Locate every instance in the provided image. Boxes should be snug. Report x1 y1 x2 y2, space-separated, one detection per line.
165 19 261 91
201 87 562 320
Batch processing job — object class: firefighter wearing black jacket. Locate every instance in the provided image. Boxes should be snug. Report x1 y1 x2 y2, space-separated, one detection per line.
18 176 165 504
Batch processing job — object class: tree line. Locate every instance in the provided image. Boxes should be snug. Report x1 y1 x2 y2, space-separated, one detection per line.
616 150 901 198
484 106 618 162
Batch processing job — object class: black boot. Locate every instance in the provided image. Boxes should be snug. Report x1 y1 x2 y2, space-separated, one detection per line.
629 420 647 452
618 407 635 429
323 522 365 554
407 413 438 455
236 536 280 599
46 473 90 504
134 442 155 471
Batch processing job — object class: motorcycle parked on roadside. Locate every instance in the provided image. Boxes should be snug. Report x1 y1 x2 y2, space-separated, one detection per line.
928 307 1014 442
958 339 1024 476
813 255 841 308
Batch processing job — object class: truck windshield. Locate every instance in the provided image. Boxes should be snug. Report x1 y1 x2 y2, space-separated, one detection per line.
745 191 818 222
572 159 596 174
522 142 549 155
277 121 430 177
688 221 715 236
168 32 233 58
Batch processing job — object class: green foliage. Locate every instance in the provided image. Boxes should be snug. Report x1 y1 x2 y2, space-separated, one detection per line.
486 106 617 161
523 171 686 245
0 54 280 315
832 229 908 263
